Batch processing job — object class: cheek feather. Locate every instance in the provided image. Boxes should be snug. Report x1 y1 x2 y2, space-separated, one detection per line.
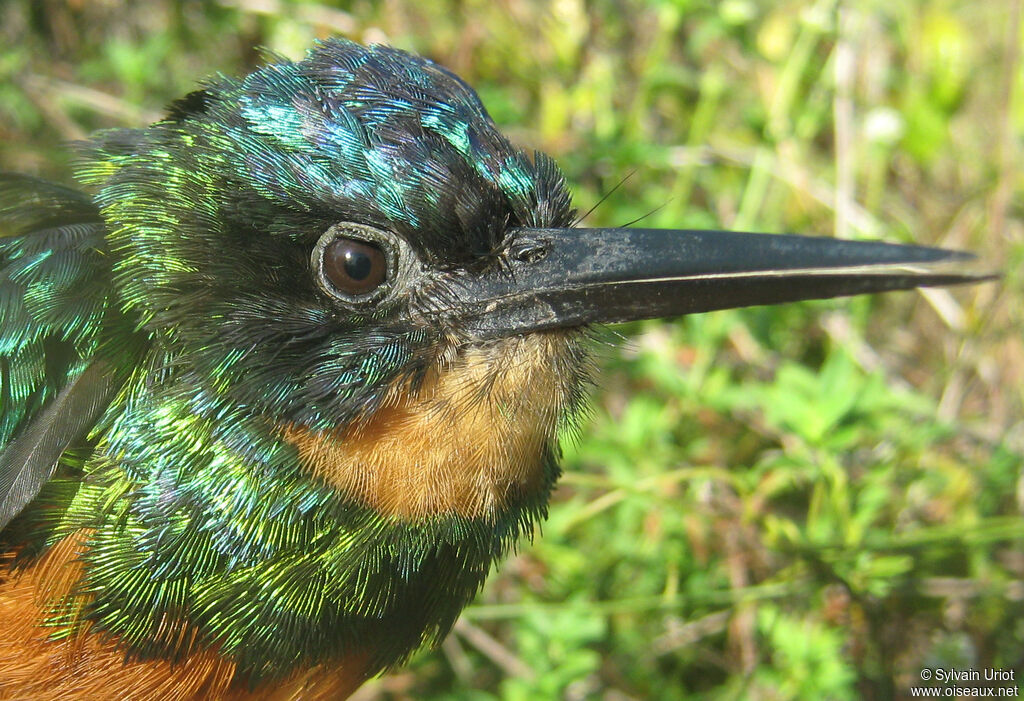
281 332 582 520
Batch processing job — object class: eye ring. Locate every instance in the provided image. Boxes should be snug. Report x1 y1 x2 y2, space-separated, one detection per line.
312 223 404 308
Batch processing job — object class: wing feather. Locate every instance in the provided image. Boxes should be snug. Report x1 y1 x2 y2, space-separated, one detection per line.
0 360 117 529
0 174 131 530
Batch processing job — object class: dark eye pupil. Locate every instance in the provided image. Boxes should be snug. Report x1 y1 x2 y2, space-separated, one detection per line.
344 250 372 280
322 237 387 295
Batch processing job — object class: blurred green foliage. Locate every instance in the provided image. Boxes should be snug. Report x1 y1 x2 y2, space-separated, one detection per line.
1 1 1021 699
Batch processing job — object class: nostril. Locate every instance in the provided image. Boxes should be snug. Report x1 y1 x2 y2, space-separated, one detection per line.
511 241 550 264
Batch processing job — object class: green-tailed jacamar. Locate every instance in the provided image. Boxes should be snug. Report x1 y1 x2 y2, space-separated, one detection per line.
0 39 993 699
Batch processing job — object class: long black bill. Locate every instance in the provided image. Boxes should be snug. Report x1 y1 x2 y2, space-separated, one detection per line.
451 227 996 339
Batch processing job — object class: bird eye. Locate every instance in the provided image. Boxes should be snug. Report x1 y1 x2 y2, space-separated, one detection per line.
312 223 415 309
322 237 387 295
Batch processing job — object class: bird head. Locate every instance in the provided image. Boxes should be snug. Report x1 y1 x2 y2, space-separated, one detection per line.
78 40 983 521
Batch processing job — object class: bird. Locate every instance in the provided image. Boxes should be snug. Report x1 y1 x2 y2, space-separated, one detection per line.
0 39 994 700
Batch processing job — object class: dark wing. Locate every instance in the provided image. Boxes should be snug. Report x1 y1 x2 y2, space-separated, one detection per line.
0 174 122 530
